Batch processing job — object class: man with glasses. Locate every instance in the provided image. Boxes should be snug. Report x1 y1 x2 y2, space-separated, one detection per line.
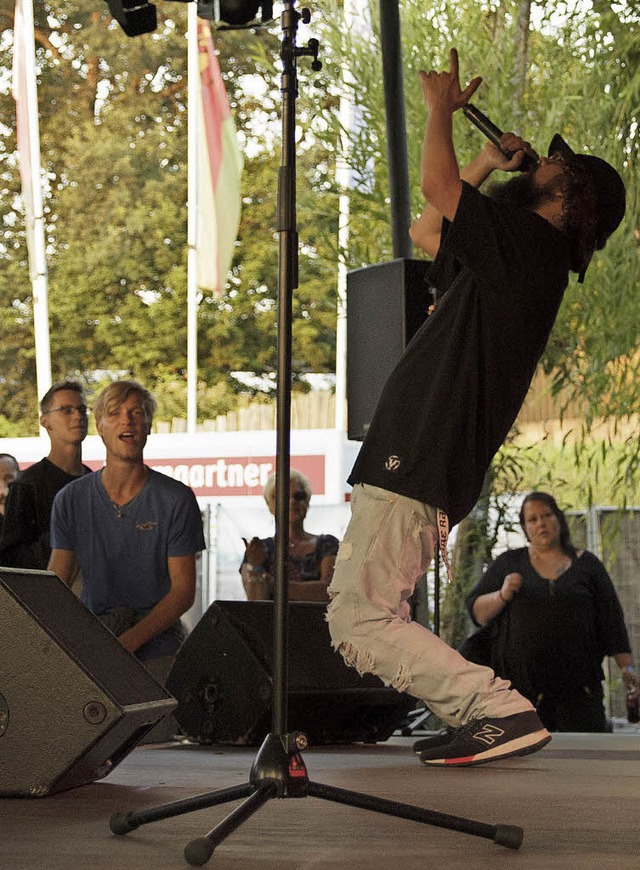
0 381 90 572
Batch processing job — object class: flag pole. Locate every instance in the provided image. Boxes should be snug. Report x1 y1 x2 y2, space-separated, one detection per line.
14 0 52 409
186 4 199 434
334 0 370 503
333 0 358 439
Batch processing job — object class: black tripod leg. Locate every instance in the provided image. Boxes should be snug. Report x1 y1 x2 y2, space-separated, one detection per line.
184 784 277 867
110 783 256 835
306 781 523 849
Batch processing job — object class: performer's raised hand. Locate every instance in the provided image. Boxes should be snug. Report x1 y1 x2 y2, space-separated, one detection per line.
418 48 482 115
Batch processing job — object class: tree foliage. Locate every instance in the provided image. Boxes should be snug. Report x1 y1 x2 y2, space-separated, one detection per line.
0 0 338 431
316 0 640 505
1 0 638 456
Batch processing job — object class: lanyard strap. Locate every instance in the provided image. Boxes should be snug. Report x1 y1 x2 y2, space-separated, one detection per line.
436 508 454 584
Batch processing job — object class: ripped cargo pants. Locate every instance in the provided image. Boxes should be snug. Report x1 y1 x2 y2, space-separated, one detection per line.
327 483 534 727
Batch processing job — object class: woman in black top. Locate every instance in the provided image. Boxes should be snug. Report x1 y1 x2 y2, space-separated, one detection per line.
241 470 339 602
465 492 636 731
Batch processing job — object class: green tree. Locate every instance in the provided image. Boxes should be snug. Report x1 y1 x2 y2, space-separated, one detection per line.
1 0 638 462
1 0 192 426
311 1 639 647
0 0 339 431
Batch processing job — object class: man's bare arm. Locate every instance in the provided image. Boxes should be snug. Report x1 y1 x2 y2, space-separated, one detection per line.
117 554 196 654
410 49 534 258
410 147 495 257
48 548 79 585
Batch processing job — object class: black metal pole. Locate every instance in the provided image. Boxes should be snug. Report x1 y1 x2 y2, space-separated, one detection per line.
272 0 300 736
378 0 412 258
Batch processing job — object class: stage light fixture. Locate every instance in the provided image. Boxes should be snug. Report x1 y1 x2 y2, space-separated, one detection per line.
104 0 158 36
105 0 273 36
197 1 273 26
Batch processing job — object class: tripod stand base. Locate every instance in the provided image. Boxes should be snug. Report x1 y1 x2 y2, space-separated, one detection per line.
109 732 524 865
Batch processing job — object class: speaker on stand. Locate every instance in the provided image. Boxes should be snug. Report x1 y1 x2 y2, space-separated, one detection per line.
346 258 433 441
346 257 440 736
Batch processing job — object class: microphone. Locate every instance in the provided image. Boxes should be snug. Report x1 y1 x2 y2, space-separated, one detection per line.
462 103 537 171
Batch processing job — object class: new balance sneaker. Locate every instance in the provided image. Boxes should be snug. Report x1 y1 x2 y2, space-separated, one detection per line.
412 728 454 754
418 710 551 767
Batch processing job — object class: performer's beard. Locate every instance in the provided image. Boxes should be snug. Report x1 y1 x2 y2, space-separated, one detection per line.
487 172 563 213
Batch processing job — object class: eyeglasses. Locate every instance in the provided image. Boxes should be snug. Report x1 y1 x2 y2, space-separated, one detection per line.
291 490 308 502
42 404 89 417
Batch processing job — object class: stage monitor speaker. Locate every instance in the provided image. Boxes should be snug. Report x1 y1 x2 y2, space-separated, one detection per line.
0 569 177 797
166 601 414 746
347 258 433 440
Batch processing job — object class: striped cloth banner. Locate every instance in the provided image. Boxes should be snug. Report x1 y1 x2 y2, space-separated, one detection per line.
197 20 244 295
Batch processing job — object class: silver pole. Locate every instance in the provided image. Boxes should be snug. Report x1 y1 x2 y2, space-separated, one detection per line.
15 0 52 411
186 4 199 434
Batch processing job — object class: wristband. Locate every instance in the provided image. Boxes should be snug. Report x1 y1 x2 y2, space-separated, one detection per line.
623 665 636 674
247 564 266 574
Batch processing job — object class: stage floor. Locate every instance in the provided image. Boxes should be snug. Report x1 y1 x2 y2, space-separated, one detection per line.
2 731 639 870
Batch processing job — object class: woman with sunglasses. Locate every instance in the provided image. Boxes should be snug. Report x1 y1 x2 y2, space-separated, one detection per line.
241 469 339 602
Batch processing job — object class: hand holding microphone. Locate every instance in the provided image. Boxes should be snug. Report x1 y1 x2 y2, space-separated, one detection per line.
462 103 539 171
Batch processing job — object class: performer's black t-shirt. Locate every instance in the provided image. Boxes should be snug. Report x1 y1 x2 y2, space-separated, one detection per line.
348 182 571 526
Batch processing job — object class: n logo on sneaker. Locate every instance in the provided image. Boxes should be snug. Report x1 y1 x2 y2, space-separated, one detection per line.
472 724 506 746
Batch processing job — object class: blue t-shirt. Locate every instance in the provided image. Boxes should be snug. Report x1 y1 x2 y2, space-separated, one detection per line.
51 468 205 618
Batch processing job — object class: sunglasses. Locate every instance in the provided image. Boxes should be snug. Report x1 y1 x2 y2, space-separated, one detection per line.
291 490 308 502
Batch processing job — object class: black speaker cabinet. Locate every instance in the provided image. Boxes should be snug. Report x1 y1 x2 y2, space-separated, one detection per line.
166 601 414 746
347 258 433 440
0 569 177 797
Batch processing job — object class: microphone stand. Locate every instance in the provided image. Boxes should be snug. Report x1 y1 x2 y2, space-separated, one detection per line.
109 4 524 863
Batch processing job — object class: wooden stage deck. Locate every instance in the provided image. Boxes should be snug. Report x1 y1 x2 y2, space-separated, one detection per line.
2 730 639 869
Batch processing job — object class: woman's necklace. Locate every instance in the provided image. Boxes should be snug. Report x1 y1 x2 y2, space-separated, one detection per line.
530 548 571 579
